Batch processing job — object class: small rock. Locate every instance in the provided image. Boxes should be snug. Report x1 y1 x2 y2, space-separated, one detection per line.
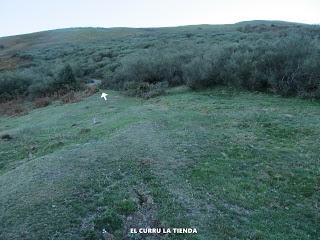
92 118 101 125
30 145 37 151
146 195 154 205
102 229 114 240
1 134 12 140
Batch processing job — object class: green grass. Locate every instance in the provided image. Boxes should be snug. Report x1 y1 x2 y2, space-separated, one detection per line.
0 87 319 239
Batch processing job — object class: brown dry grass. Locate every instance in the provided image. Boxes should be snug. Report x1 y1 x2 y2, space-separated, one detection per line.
60 86 98 104
0 57 22 71
0 99 27 116
33 97 51 108
0 86 98 116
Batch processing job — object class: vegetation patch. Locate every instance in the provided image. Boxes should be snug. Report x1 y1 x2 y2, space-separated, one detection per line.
116 199 137 216
1 22 320 103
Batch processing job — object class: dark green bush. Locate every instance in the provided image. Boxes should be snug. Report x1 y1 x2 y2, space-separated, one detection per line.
28 77 54 98
54 64 78 89
0 64 82 101
0 72 32 101
112 48 189 92
297 51 320 98
184 35 320 98
184 56 214 89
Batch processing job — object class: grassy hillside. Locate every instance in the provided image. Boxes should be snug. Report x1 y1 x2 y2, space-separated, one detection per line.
1 21 320 103
0 87 319 239
0 21 319 239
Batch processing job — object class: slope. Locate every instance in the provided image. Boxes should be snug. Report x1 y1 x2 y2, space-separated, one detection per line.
0 87 319 239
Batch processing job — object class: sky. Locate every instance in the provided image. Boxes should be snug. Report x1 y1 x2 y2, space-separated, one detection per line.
1 0 319 37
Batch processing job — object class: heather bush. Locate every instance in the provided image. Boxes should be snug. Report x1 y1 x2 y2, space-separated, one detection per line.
111 49 187 96
185 34 320 98
0 71 32 102
124 81 168 98
53 64 79 89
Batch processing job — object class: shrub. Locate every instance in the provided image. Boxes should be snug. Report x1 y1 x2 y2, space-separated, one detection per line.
0 64 82 101
111 49 188 95
28 76 55 98
249 35 320 97
124 81 168 99
296 49 320 98
84 85 99 96
33 97 51 108
185 34 320 98
60 88 97 104
0 100 26 116
0 72 32 102
53 64 79 89
184 45 236 89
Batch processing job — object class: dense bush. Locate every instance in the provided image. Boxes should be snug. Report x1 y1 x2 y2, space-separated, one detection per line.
53 64 79 90
0 64 80 101
113 51 179 86
104 33 320 99
262 37 320 97
184 45 234 89
185 35 320 98
107 48 192 96
0 72 32 101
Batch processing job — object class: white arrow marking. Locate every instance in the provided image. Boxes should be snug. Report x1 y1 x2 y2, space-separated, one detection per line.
101 92 108 101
